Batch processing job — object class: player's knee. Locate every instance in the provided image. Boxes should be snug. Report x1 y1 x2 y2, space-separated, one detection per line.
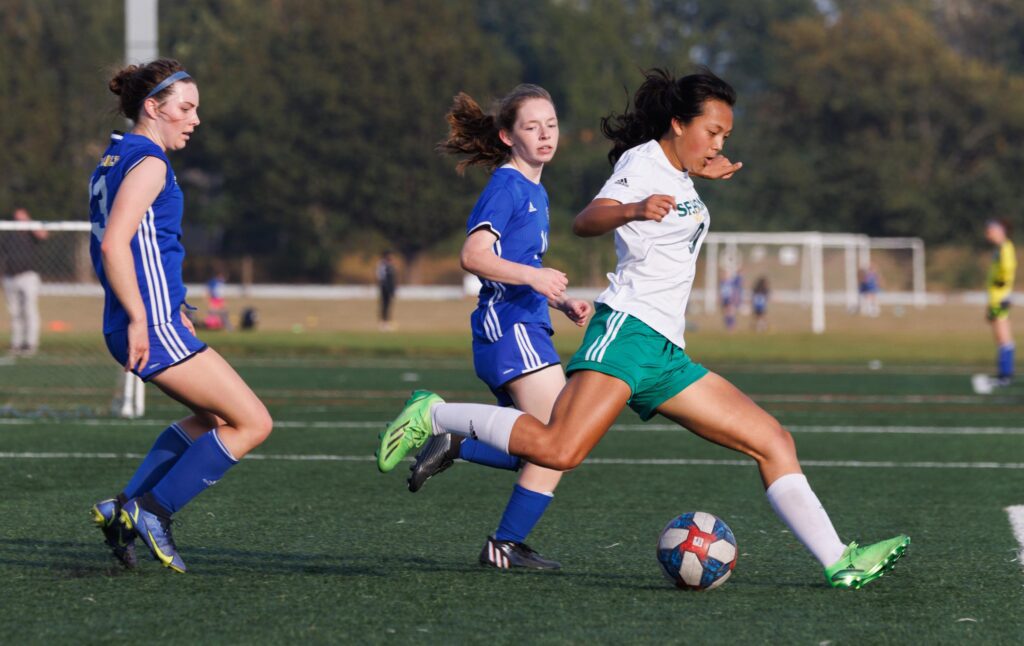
545 441 585 471
245 408 274 446
762 421 795 462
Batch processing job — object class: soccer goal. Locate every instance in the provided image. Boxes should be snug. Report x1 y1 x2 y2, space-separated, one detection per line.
700 232 926 333
0 220 144 417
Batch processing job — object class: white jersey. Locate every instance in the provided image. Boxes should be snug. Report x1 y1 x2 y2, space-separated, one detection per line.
593 140 709 349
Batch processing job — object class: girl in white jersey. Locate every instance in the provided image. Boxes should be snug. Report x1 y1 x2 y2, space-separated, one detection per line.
379 69 909 589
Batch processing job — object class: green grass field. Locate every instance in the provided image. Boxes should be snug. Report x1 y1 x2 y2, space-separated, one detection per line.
3 336 1024 644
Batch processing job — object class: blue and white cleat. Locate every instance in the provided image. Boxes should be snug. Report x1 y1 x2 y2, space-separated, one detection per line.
91 498 137 568
120 497 187 573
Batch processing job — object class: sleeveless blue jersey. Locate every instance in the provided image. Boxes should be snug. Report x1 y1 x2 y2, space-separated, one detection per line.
466 167 552 342
88 132 187 333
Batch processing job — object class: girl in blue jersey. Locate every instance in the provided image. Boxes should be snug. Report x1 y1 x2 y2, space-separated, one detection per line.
88 59 273 573
399 85 592 569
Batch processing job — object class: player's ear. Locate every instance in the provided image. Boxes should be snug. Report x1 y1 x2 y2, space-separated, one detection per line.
498 129 515 148
141 96 161 120
670 118 685 137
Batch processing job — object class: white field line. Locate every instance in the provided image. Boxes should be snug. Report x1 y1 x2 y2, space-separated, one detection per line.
2 418 1023 436
1 451 1023 470
1006 506 1024 569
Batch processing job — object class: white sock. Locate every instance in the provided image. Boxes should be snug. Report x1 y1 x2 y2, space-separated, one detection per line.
765 473 846 566
431 403 523 455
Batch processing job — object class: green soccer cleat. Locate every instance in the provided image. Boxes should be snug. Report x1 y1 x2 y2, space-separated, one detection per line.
824 535 910 589
377 390 444 473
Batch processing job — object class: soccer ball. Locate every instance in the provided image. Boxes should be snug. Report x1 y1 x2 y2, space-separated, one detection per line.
656 511 738 590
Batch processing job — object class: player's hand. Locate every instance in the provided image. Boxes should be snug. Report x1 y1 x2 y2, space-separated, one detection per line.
126 319 149 374
529 267 568 301
691 155 743 180
631 195 676 223
180 309 196 335
561 298 593 327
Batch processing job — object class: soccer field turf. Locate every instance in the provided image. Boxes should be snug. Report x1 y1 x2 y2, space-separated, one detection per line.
2 356 1023 644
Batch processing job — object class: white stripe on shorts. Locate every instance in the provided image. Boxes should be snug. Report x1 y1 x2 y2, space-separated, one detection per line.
152 323 184 362
162 321 191 358
595 312 628 362
585 311 627 362
157 323 189 360
513 323 542 371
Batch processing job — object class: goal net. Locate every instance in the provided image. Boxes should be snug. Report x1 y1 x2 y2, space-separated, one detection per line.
0 220 144 417
697 232 926 333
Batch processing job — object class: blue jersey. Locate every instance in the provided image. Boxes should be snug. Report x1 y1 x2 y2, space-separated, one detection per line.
88 132 187 333
466 167 552 342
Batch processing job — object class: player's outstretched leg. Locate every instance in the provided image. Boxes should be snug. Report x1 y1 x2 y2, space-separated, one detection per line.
378 390 444 472
121 496 186 573
90 495 137 568
479 535 561 571
824 535 911 589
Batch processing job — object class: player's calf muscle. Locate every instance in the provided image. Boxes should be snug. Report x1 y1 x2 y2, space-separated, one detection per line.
511 420 589 471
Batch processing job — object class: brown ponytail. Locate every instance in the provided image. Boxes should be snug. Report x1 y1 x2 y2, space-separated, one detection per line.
109 58 192 122
438 84 554 174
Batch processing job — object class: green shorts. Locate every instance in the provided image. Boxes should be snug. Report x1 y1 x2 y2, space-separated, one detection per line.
565 304 708 421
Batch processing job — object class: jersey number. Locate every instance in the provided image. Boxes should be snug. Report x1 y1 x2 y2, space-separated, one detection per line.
90 175 108 242
688 222 706 254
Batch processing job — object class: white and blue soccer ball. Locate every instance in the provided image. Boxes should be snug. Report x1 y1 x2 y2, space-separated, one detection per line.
657 511 738 590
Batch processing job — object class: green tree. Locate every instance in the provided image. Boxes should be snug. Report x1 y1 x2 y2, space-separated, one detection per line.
733 6 1024 241
162 0 516 281
0 1 121 220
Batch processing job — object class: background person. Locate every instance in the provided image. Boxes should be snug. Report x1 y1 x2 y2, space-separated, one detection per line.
858 265 881 317
205 270 229 330
984 218 1016 387
752 275 770 332
376 250 397 331
1 208 48 356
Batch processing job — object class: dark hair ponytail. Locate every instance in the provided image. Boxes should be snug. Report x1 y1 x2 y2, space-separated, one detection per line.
438 84 554 174
109 58 192 122
601 68 736 165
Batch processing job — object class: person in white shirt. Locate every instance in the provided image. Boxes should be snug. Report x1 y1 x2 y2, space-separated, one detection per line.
378 69 909 588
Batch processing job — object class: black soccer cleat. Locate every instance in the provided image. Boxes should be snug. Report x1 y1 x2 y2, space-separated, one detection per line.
91 497 137 568
407 433 463 492
479 535 561 571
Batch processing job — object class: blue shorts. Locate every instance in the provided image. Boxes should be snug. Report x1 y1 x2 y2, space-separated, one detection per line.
473 323 560 406
105 318 208 382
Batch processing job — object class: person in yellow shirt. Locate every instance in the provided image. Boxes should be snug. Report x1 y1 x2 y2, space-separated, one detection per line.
985 219 1016 386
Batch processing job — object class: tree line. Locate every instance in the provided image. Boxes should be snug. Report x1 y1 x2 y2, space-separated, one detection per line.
2 0 1022 283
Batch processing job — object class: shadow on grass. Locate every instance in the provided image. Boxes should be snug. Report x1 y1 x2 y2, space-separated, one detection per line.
0 537 386 578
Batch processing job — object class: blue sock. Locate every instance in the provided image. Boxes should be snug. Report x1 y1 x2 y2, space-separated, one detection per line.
460 438 521 471
999 343 1015 378
148 430 238 515
494 484 553 543
122 424 193 499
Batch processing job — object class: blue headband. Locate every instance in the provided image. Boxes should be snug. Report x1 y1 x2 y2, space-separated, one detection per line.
144 71 192 100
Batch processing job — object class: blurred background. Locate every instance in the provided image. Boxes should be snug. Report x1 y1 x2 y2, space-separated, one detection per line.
3 0 1022 287
2 0 1023 414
